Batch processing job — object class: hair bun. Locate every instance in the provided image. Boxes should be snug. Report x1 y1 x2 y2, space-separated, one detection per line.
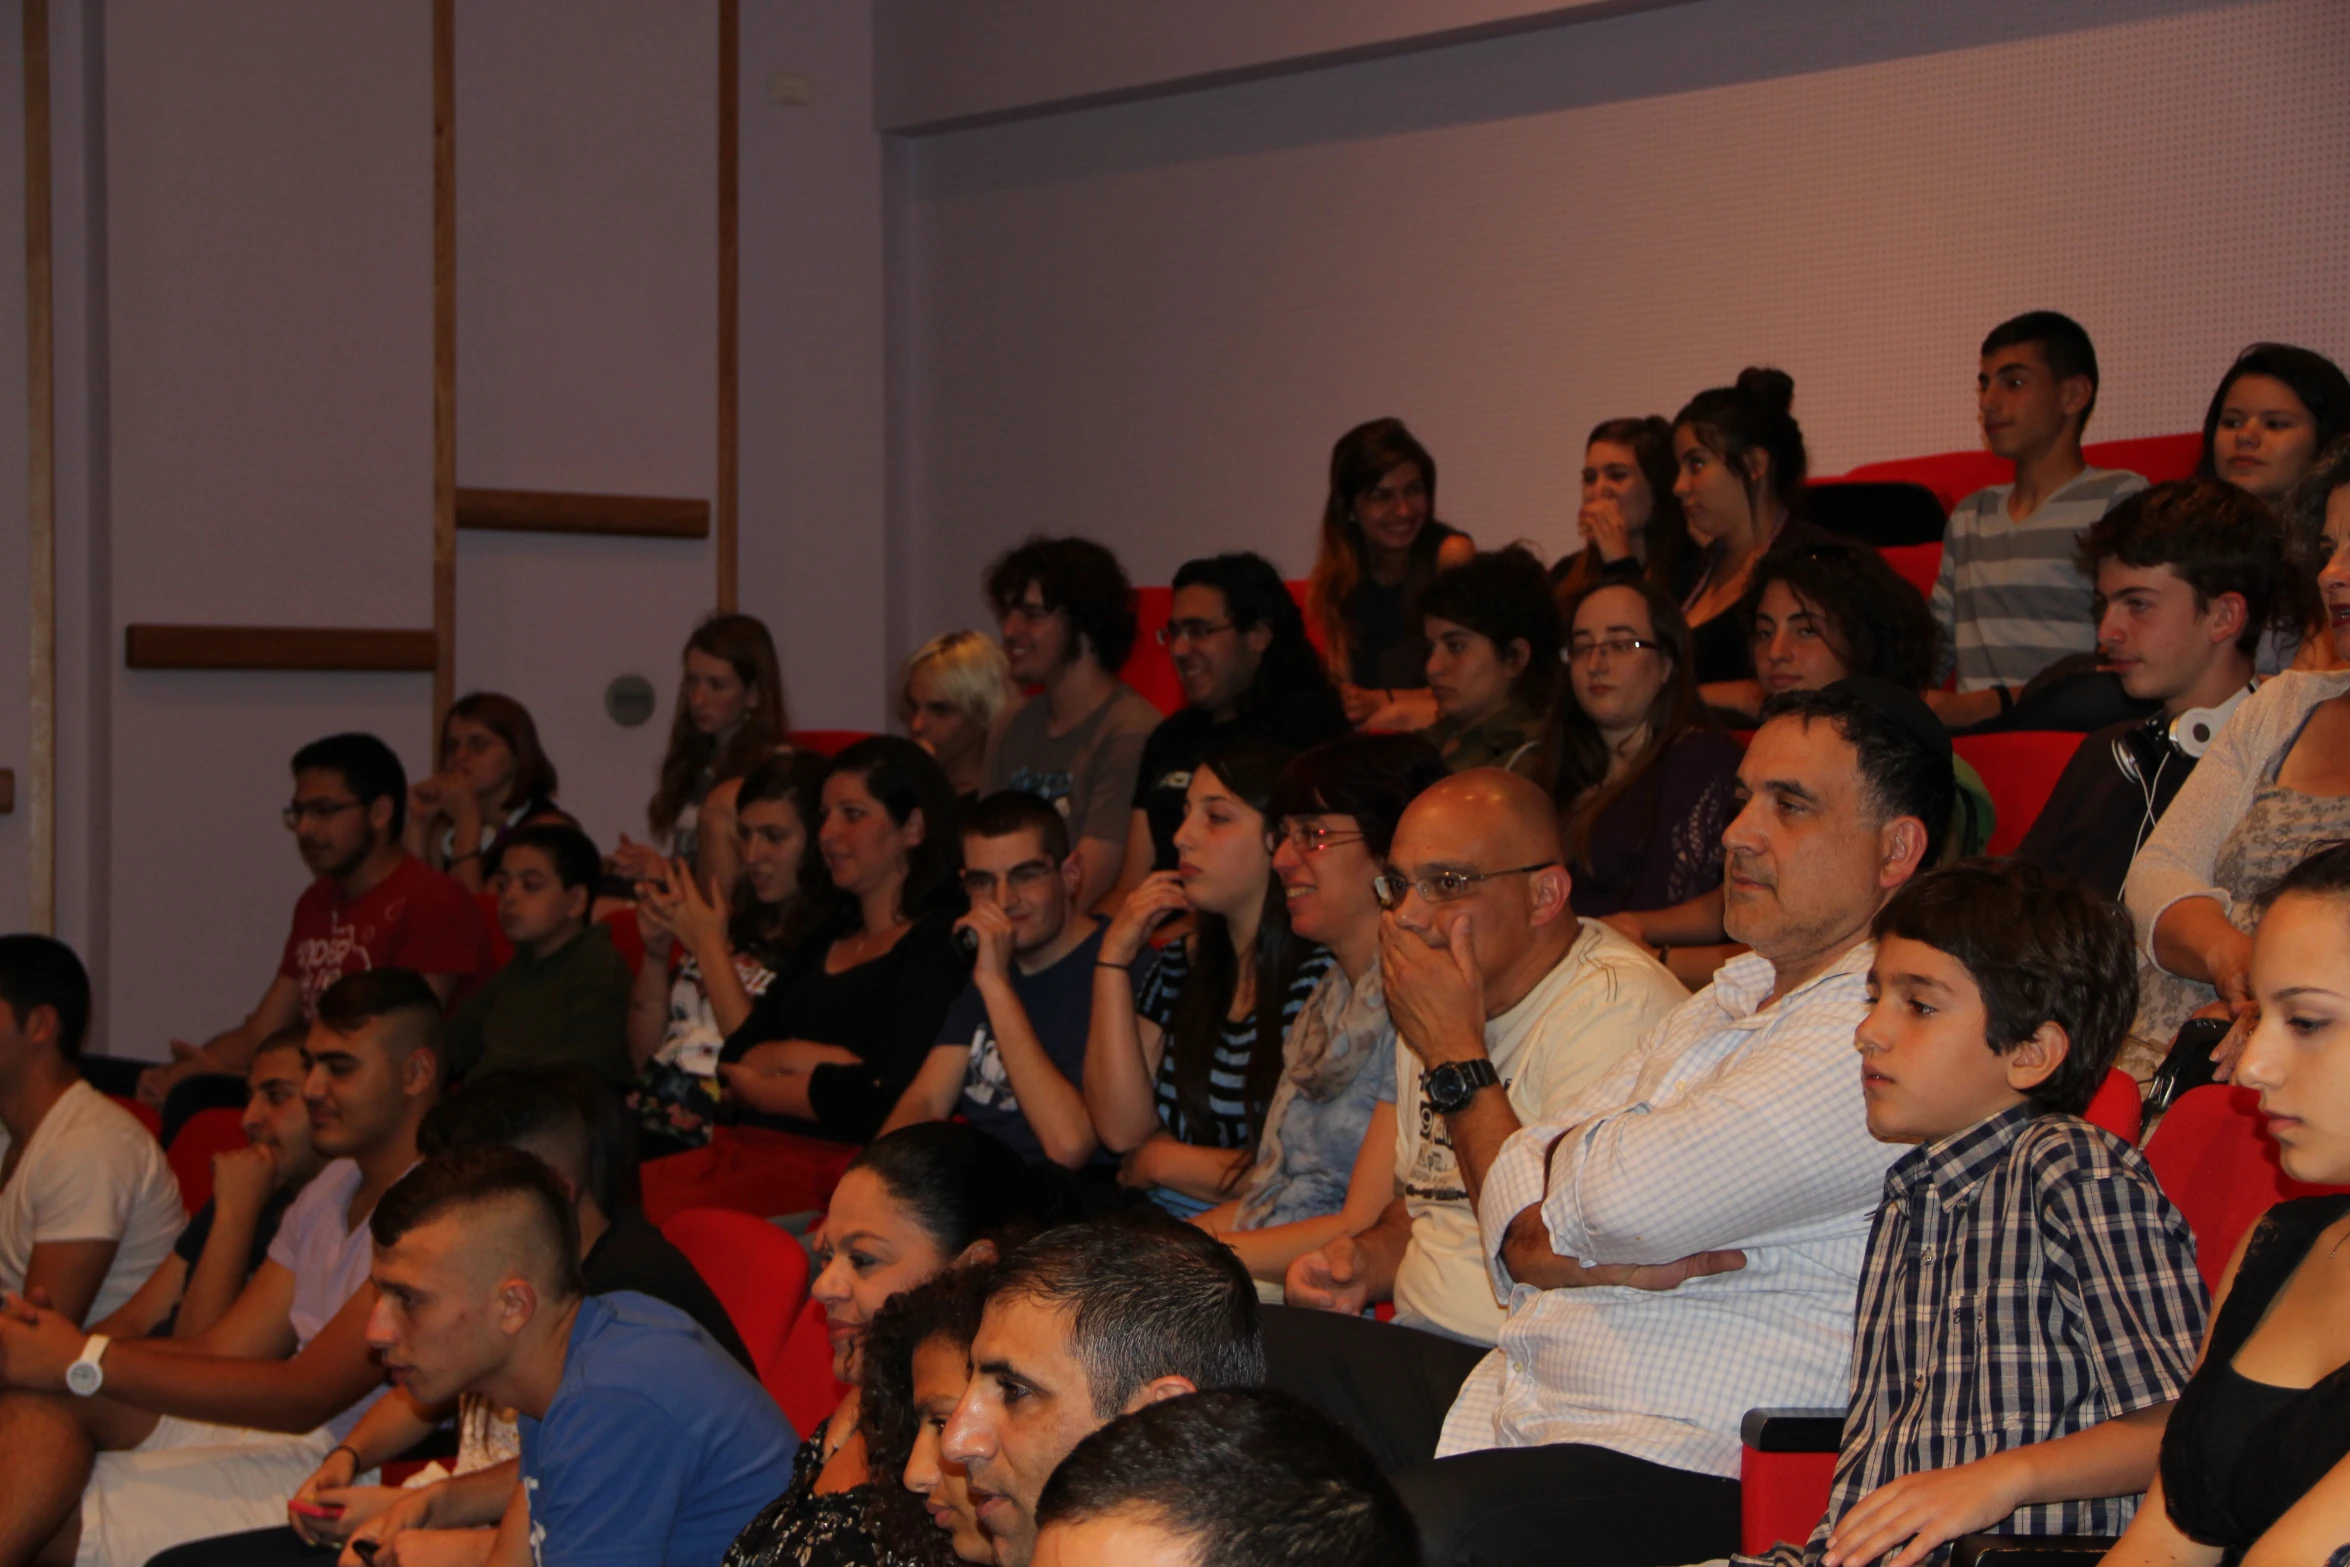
1735 366 1795 415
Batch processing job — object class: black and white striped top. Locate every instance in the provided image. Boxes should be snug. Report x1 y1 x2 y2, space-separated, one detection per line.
1139 937 1332 1150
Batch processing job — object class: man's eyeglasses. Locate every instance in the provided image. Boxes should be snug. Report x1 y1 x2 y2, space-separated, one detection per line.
283 798 366 831
1370 862 1558 909
1267 823 1366 856
961 861 1059 897
1156 619 1234 647
1566 637 1660 664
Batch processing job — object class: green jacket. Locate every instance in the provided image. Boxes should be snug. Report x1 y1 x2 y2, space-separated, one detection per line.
450 922 635 1087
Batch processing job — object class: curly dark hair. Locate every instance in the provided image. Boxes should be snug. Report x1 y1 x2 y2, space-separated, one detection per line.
1673 367 1810 516
2074 478 2297 658
985 536 1139 673
1419 544 1564 709
1740 540 1941 691
858 1262 997 1567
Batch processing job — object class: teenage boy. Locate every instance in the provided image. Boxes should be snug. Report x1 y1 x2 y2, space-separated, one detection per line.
2020 479 2285 901
881 791 1106 1171
139 732 488 1108
0 969 441 1567
982 536 1163 911
450 825 634 1088
1738 859 2206 1567
0 935 183 1327
356 1146 793 1564
1928 312 2148 729
943 1214 1265 1567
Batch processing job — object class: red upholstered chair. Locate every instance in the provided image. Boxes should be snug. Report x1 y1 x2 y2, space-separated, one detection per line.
2083 432 2201 487
1828 432 2198 516
657 1207 812 1386
106 1092 163 1141
1124 585 1183 717
1875 542 1942 605
1738 1409 1842 1555
771 1293 852 1436
2082 1068 2143 1147
784 729 876 758
166 1107 249 1216
2144 1084 2350 1295
1949 731 2086 856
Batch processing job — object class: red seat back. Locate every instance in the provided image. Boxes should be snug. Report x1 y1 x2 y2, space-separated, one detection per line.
783 729 875 758
1950 731 2086 856
657 1206 812 1385
2082 1068 2143 1147
1874 542 1942 605
2145 1084 2350 1293
166 1107 249 1216
1740 1449 1839 1556
1125 585 1183 717
106 1092 163 1141
771 1292 852 1436
1830 432 2199 515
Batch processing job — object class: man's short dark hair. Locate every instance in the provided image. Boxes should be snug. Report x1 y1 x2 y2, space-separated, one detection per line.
1872 859 2136 1115
1981 311 2101 432
1417 545 1562 709
984 1212 1263 1417
2075 478 2292 657
489 824 603 893
314 967 446 1082
290 732 409 837
421 1065 639 1217
1037 1389 1420 1567
1757 684 1956 869
371 1144 586 1300
985 536 1138 673
963 789 1072 864
0 934 91 1060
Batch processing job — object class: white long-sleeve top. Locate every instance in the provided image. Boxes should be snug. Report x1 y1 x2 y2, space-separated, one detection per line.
1436 942 1901 1478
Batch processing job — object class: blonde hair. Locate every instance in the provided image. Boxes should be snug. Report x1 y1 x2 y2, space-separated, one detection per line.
900 631 1017 734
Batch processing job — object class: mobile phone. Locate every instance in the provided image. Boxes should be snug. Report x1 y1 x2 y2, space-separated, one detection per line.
288 1500 346 1521
353 1541 380 1564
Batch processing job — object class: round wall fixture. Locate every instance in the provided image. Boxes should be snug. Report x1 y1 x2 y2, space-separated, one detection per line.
604 674 657 727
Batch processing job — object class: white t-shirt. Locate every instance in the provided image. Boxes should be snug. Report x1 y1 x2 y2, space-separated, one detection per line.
0 1080 184 1322
267 1157 409 1439
1391 921 1685 1345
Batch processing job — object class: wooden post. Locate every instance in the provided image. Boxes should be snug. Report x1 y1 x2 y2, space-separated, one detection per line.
716 0 738 613
23 0 56 933
431 0 456 743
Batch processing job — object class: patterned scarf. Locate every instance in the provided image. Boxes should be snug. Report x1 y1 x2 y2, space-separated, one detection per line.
1235 964 1391 1230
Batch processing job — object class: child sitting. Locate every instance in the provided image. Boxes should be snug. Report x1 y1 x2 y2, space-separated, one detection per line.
450 824 634 1087
1739 859 2207 1567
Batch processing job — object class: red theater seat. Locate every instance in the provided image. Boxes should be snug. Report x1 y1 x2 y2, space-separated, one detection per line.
2083 1068 2143 1147
1831 432 2199 516
1875 542 1942 604
784 729 874 758
771 1293 852 1436
166 1107 248 1216
2145 1085 2350 1294
659 1207 812 1391
107 1093 163 1141
1949 731 2085 856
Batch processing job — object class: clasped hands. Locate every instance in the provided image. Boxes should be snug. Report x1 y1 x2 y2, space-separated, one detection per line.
0 1288 87 1391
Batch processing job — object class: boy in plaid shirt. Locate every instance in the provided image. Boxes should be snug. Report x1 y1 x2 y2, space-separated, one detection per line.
1741 860 2206 1567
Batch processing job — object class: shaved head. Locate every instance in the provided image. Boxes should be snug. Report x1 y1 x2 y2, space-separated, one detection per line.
1384 767 1576 1010
1400 769 1565 870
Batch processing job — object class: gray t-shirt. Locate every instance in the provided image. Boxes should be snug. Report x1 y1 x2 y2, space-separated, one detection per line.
1930 465 2147 690
981 685 1161 846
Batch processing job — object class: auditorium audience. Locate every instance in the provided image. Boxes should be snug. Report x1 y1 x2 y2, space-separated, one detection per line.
722 1124 1048 1567
881 791 1108 1174
1672 368 1829 691
2100 841 2350 1565
1551 415 1696 603
983 536 1162 912
450 824 634 1088
1309 417 1479 731
1193 736 1451 1283
1928 311 2149 728
2197 341 2350 510
0 935 182 1328
902 630 1021 804
0 969 440 1567
404 691 574 894
1085 740 1330 1218
857 1262 995 1566
940 1214 1265 1567
138 732 488 1112
1116 551 1348 896
1034 1389 1422 1567
1737 860 2205 1567
2020 481 2285 910
1268 767 1683 1350
628 750 828 1155
1418 546 1564 788
2125 457 2350 1078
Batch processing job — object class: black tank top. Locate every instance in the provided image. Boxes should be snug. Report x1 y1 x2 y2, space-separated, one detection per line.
2160 1194 2350 1558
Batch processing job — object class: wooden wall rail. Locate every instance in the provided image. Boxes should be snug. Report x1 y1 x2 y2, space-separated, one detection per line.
125 626 439 672
454 487 712 538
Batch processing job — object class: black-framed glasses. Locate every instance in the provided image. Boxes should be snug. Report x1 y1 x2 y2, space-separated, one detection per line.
1566 637 1659 664
1371 861 1558 909
283 798 365 831
1268 823 1366 856
961 861 1059 897
1156 619 1234 647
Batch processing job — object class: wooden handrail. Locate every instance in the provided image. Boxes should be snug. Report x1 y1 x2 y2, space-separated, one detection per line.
454 487 710 538
125 625 438 672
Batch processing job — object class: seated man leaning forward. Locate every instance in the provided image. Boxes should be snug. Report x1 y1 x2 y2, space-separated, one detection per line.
941 1213 1264 1567
356 1145 793 1567
1383 680 1953 1567
1262 768 1685 1433
0 969 442 1567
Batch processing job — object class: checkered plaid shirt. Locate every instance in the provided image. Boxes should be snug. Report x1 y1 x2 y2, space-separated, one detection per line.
1743 1104 2208 1567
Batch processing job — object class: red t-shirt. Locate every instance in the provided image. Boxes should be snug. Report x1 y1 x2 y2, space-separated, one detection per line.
278 854 490 1016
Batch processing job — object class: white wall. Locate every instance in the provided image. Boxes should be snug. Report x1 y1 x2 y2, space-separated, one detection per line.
893 0 2350 649
0 2 29 923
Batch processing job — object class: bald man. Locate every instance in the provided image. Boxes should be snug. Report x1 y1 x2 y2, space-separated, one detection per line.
351 1147 790 1567
1266 768 1686 1462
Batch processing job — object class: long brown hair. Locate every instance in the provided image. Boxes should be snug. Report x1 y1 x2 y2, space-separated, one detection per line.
648 614 787 839
1554 579 1707 873
1553 415 1694 602
1306 418 1445 682
441 692 558 813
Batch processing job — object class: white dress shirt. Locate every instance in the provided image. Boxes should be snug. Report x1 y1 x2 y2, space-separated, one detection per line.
1437 941 1901 1478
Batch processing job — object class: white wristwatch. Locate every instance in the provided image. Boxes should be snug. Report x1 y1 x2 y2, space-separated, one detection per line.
67 1333 110 1397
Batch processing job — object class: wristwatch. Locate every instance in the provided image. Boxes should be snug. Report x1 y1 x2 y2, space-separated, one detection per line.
67 1333 110 1397
1422 1059 1500 1115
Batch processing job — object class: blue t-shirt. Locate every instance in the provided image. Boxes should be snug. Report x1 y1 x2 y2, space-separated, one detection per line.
937 920 1109 1167
518 1291 796 1567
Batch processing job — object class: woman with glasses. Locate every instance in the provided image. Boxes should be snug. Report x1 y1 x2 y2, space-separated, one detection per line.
1085 739 1331 1218
1418 545 1564 789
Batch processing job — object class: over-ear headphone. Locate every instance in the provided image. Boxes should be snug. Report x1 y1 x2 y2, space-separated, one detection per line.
2114 679 2258 861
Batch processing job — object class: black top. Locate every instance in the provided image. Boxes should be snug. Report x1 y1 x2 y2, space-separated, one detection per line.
1131 686 1349 871
583 1206 755 1374
2159 1194 2350 1558
1343 521 1460 690
171 1188 296 1273
721 907 971 1143
2017 716 2200 901
721 1412 912 1567
1684 516 1841 686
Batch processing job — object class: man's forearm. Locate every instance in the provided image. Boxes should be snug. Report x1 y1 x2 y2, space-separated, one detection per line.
2007 1402 2171 1505
1443 1092 1522 1210
176 1204 263 1340
422 1459 522 1531
96 1340 372 1434
1351 1199 1415 1302
980 976 1097 1168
